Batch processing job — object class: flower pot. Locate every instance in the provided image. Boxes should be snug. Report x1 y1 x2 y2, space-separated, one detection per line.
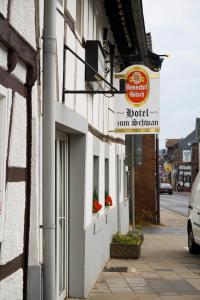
110 242 141 259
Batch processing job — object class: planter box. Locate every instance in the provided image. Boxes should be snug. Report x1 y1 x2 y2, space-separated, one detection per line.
110 243 141 259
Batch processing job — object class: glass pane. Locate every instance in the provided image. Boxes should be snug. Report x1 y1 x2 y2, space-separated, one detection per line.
59 219 65 294
59 141 62 217
105 159 109 194
62 143 65 217
56 133 68 298
58 140 67 295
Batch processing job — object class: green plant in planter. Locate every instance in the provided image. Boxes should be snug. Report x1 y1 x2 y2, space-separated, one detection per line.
112 230 144 245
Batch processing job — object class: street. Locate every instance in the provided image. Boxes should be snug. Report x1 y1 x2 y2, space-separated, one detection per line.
160 192 190 218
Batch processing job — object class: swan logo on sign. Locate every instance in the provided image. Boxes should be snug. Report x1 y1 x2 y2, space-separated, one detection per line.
126 67 149 107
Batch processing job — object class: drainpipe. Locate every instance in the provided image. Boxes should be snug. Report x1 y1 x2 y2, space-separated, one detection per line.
156 134 160 224
43 1 56 300
131 136 135 229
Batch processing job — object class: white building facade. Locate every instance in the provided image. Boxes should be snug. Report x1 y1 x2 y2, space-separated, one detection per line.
0 0 153 299
40 1 129 299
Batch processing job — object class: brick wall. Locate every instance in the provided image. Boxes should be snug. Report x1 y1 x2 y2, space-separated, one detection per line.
135 135 157 224
192 143 199 183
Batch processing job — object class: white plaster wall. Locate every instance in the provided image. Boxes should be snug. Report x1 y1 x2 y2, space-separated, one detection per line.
84 132 93 228
8 93 27 168
11 61 27 84
108 93 115 134
0 0 8 18
28 119 40 266
0 182 25 264
5 89 12 148
64 26 76 110
108 108 114 133
119 151 125 203
0 87 12 168
0 45 7 70
67 0 76 21
98 140 105 214
29 85 41 266
0 87 12 242
115 145 126 204
56 0 126 232
84 208 118 297
93 94 100 129
88 0 94 39
56 11 64 102
87 95 93 124
98 94 104 132
10 0 36 48
83 0 89 39
0 269 23 300
83 137 123 226
74 42 87 118
109 143 117 206
104 96 109 134
61 0 119 135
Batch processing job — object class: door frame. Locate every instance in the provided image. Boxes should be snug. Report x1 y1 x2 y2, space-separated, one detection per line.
55 130 69 300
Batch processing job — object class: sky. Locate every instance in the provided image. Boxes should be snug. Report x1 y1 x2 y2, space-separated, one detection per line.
142 0 200 149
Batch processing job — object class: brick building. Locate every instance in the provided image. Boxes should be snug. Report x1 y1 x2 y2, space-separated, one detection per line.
135 135 157 224
161 131 195 192
191 118 200 183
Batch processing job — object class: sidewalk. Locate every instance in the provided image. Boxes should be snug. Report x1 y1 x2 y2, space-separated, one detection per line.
85 209 200 300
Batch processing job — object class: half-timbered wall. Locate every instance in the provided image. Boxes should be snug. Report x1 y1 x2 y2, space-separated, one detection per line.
0 1 38 299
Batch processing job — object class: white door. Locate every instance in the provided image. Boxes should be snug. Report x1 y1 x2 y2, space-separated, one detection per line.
55 131 68 300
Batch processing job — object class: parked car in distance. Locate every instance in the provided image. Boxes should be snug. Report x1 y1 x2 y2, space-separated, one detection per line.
187 171 200 254
160 183 173 195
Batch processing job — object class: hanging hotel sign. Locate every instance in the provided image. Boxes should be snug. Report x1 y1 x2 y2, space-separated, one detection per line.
114 65 160 134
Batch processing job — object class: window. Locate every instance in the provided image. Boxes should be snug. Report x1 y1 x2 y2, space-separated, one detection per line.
105 158 109 195
76 0 83 36
0 86 8 241
93 156 99 195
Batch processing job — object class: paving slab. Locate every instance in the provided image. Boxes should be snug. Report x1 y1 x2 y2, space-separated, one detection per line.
86 209 200 300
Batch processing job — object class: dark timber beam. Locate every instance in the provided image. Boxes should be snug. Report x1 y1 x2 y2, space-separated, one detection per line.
0 254 24 281
7 49 18 72
0 66 28 97
7 167 27 182
0 15 36 67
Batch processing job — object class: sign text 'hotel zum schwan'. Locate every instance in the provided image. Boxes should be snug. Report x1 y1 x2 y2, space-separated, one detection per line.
114 65 160 134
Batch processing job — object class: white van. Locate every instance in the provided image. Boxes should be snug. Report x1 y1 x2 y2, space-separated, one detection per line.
187 171 200 253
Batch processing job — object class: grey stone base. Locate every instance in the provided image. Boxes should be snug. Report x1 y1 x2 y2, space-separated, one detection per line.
27 265 42 300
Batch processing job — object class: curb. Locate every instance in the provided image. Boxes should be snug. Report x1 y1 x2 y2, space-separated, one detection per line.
161 207 188 221
173 191 191 196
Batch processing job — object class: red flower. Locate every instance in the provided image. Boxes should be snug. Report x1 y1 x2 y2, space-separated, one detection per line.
93 199 102 213
105 195 112 206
